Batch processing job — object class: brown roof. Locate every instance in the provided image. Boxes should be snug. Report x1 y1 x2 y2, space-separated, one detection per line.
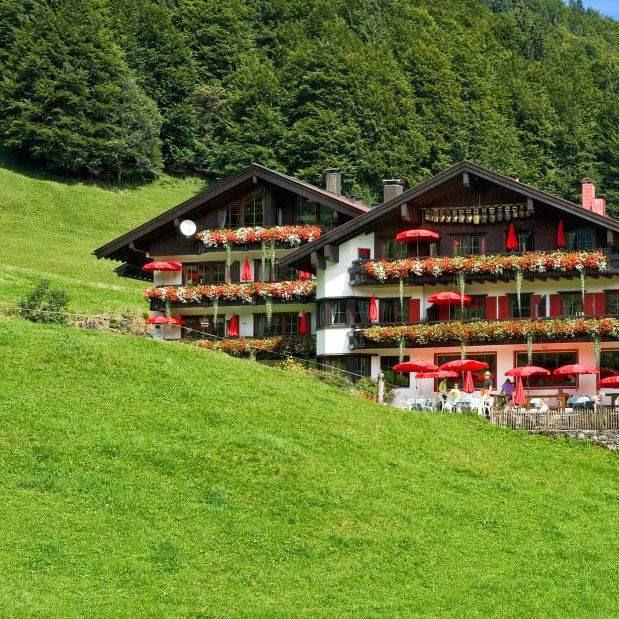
279 160 619 268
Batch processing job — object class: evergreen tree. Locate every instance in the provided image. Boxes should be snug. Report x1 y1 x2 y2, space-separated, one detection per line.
0 0 162 179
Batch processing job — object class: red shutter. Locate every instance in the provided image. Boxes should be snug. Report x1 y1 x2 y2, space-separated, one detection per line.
594 292 606 315
498 296 510 319
486 296 497 321
530 295 541 318
549 294 562 317
584 293 595 317
408 298 421 323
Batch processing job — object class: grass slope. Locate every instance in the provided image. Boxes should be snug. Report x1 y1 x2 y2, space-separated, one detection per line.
0 152 203 315
1 318 619 616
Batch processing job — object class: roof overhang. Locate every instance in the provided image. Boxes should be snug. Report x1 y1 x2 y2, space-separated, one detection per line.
94 163 368 263
279 160 619 269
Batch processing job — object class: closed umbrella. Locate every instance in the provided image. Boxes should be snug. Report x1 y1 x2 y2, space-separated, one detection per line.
299 312 309 335
505 223 518 251
556 219 566 249
513 376 525 406
241 258 252 282
368 294 379 323
463 371 475 393
228 314 239 337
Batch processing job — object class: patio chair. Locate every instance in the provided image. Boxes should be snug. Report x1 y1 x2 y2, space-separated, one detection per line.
441 397 455 413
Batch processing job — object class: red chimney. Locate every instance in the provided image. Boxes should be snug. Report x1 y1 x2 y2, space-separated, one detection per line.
582 178 606 216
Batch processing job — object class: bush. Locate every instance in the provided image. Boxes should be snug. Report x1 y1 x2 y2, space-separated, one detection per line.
308 368 353 391
17 280 69 325
354 377 394 404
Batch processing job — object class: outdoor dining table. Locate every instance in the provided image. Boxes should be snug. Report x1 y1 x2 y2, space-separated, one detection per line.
524 393 568 410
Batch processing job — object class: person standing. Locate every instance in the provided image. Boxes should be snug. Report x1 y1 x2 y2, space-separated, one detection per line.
482 371 493 392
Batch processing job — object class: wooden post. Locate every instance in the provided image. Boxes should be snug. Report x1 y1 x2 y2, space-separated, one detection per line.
378 371 384 404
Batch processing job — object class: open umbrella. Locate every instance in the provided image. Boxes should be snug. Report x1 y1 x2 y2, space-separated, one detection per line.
298 271 312 280
505 366 550 378
598 375 619 388
600 367 619 378
556 219 566 249
463 371 475 393
505 223 518 251
142 261 183 272
146 315 168 325
299 312 309 335
395 229 440 243
368 294 379 323
415 370 458 379
427 292 472 306
553 364 598 376
393 361 439 373
440 359 489 373
228 314 239 337
241 258 252 282
513 376 525 406
166 316 185 326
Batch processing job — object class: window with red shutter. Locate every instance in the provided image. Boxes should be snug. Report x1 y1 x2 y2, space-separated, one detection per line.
408 298 421 323
498 296 510 319
549 294 562 317
486 296 497 321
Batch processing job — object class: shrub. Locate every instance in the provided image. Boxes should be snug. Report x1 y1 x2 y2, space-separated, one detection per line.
354 377 394 404
17 280 69 325
308 368 353 391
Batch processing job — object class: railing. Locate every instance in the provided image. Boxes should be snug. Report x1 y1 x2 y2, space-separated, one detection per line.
150 295 315 311
348 250 619 286
490 406 619 432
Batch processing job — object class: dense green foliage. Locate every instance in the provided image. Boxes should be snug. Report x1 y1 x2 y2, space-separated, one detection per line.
1 317 619 615
2 0 619 209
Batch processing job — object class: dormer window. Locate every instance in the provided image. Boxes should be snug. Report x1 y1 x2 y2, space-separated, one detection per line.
220 189 264 228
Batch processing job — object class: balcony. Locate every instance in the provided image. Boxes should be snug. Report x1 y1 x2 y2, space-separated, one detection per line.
348 250 619 287
347 315 619 350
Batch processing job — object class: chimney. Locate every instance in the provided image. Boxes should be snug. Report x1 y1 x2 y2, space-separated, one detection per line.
383 179 405 203
582 178 606 216
325 168 341 195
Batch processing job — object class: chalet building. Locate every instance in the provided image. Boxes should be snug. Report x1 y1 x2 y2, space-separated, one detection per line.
94 165 367 349
280 161 619 404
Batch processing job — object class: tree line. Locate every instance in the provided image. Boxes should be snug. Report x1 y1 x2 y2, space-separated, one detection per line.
2 0 619 213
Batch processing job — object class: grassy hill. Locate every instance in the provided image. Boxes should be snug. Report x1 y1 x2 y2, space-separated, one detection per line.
2 317 619 616
0 152 203 315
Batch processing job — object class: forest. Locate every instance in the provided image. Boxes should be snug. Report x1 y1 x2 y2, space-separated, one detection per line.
2 0 619 212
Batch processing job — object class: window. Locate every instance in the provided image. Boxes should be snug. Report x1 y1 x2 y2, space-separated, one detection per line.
358 248 371 260
352 298 370 325
186 315 225 339
435 353 497 391
317 356 370 383
452 235 482 256
600 350 619 379
255 262 299 282
607 292 619 316
296 198 336 228
566 229 594 251
514 351 577 388
509 293 532 319
255 312 300 337
380 239 408 259
517 231 533 252
381 356 410 388
184 262 227 285
330 300 347 325
379 298 407 324
562 292 583 317
221 190 264 228
453 295 486 321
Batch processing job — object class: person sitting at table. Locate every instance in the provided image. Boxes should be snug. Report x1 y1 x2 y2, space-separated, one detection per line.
533 398 549 413
501 378 515 403
449 383 461 400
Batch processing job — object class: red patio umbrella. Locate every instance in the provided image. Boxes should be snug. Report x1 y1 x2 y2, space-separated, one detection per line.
505 366 550 378
368 294 379 323
415 370 458 379
513 376 525 406
167 316 185 326
598 375 619 388
427 291 472 306
463 371 475 393
299 312 309 335
241 258 252 282
505 223 518 251
146 315 168 325
393 361 439 373
395 229 440 243
600 367 619 378
298 271 312 280
142 261 183 272
556 219 566 249
228 314 239 337
553 364 598 376
440 359 489 372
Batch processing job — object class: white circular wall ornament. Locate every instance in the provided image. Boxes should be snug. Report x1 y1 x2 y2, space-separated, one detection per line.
179 219 197 237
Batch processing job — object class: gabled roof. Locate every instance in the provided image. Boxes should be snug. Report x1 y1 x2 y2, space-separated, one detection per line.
279 160 619 268
94 163 368 262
